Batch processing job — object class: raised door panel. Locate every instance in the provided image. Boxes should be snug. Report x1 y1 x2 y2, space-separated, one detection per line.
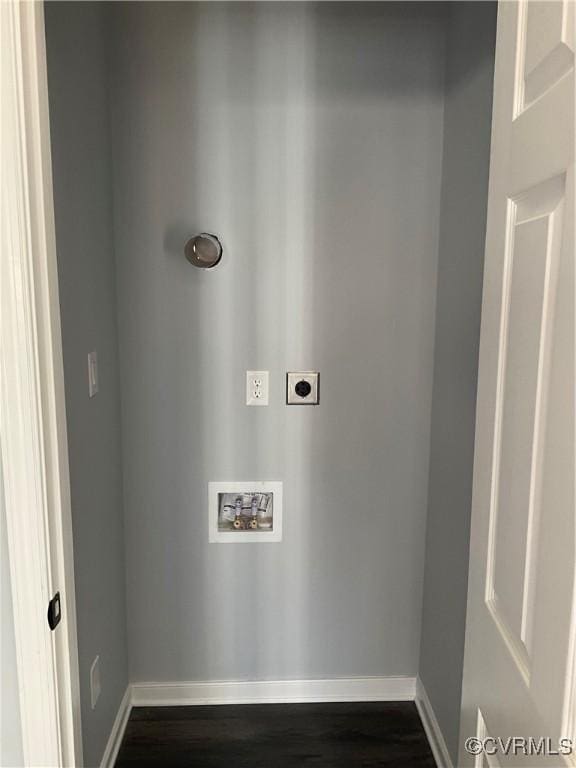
521 0 574 109
486 175 565 685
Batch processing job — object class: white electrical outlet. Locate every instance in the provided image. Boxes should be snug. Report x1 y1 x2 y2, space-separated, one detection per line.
88 351 99 397
90 655 101 709
246 371 269 406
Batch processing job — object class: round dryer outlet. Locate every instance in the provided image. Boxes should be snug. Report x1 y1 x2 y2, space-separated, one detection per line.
286 372 319 405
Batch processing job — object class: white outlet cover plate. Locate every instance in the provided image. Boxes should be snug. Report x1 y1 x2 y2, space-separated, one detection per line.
246 370 269 406
287 371 319 405
209 481 283 543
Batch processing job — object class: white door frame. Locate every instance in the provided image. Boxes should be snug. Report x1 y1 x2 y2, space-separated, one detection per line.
1 1 82 765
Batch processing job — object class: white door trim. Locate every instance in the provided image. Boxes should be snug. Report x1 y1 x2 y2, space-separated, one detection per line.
1 1 82 765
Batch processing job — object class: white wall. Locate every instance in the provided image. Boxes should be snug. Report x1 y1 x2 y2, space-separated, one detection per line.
109 2 446 684
45 4 129 766
1 447 24 768
419 2 497 762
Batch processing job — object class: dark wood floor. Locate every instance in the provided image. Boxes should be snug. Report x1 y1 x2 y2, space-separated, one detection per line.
115 702 435 767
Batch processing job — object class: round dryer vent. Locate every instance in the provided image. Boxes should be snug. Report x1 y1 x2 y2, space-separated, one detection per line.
184 233 223 269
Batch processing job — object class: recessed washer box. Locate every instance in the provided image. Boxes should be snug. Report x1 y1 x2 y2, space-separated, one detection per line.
209 481 283 543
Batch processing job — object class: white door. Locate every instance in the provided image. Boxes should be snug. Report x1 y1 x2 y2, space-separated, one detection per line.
459 1 575 766
1 1 82 764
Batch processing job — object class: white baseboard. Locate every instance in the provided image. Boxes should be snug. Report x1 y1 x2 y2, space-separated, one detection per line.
415 678 454 768
131 675 417 707
100 685 132 768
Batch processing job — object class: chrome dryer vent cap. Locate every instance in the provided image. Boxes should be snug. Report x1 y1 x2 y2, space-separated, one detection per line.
184 233 223 269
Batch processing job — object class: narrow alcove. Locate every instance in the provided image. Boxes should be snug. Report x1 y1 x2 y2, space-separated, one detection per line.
43 3 496 765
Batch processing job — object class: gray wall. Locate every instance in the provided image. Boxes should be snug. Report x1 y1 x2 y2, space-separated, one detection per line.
44 2 497 758
45 5 129 766
419 3 496 762
109 2 446 683
1 450 24 768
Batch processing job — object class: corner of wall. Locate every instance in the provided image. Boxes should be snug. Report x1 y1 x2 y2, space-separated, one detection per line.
417 2 497 764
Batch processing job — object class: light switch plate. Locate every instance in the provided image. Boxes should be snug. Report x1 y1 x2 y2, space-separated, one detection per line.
90 656 101 709
88 351 99 397
246 371 269 406
287 371 319 405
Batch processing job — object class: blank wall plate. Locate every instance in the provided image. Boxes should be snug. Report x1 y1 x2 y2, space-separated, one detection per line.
90 655 101 709
246 371 269 406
